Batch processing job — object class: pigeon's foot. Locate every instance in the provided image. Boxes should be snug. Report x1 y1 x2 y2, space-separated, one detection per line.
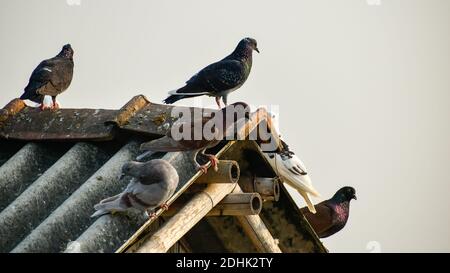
206 154 219 172
197 164 209 174
146 209 157 220
39 104 52 111
159 203 169 211
52 101 60 110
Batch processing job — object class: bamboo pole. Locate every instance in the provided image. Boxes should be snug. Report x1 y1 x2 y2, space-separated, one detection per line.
236 215 281 253
232 186 282 253
239 176 281 201
254 177 280 201
195 160 240 184
163 192 262 217
134 182 237 253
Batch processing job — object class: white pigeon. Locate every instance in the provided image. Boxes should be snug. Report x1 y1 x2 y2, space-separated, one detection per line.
263 113 320 213
91 159 179 218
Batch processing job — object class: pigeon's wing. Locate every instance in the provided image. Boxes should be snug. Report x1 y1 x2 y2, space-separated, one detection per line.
174 59 245 96
301 202 334 237
130 183 169 208
199 59 245 93
282 155 320 197
21 59 56 102
91 192 130 218
264 153 320 197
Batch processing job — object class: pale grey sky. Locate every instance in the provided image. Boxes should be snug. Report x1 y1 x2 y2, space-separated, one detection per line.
1 0 449 252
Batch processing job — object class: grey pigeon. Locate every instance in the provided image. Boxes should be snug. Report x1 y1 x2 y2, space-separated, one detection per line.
163 38 259 108
137 102 250 173
91 159 179 218
300 187 356 238
20 44 74 110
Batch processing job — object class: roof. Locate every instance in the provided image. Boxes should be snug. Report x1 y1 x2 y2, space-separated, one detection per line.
0 95 327 253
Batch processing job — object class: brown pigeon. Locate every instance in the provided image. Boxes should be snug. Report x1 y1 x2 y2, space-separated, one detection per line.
301 187 356 238
137 102 250 173
20 44 74 110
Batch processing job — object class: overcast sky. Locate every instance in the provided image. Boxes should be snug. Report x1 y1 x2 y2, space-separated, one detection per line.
1 0 449 252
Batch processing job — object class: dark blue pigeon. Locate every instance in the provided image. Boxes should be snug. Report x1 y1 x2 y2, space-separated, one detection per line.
20 44 74 110
164 38 259 108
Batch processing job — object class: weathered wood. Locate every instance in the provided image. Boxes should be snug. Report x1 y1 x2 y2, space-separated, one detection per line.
236 215 282 253
164 192 262 217
195 160 240 184
134 182 238 253
239 176 280 201
231 186 282 253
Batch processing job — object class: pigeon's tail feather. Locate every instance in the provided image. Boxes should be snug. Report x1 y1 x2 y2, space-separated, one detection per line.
20 87 43 103
286 174 321 198
91 194 128 218
299 191 316 214
163 94 187 104
136 150 154 161
90 209 110 218
163 85 208 104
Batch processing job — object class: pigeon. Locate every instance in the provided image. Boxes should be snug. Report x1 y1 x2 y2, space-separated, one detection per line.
301 186 357 238
91 159 179 218
163 38 259 109
20 44 74 110
263 137 320 213
137 102 250 173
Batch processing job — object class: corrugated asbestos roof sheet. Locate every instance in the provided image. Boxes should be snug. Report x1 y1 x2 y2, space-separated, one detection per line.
0 95 326 253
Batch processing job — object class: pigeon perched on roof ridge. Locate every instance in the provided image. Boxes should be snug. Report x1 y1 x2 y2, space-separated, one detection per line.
301 186 356 238
163 38 259 109
137 102 251 173
91 159 179 218
20 44 74 110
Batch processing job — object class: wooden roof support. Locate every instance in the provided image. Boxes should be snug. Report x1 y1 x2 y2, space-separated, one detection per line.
236 215 282 253
133 160 240 253
232 186 282 253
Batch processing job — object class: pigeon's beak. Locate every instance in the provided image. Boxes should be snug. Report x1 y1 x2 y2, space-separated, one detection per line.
255 47 260 53
352 194 357 200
